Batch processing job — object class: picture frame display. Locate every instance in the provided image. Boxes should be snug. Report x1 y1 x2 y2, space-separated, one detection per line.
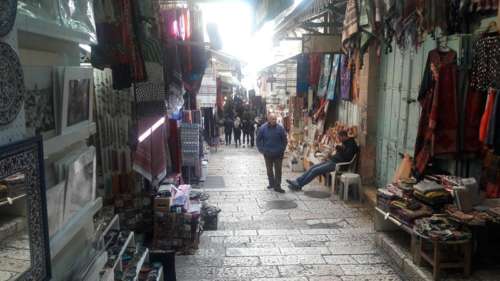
60 67 94 133
63 146 96 224
22 66 57 139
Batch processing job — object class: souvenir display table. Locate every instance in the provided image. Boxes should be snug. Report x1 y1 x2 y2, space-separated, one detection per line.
375 175 500 279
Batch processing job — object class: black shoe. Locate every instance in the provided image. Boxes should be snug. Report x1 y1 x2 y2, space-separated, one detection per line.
274 187 285 193
267 185 273 189
286 179 300 189
288 184 300 192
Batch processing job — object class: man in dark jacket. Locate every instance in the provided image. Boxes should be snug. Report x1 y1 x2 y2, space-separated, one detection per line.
224 117 233 145
257 113 287 193
287 130 358 191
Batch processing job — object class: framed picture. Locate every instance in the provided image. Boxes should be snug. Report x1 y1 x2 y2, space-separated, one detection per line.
23 66 57 139
46 181 65 237
60 67 94 133
0 137 52 280
63 146 96 224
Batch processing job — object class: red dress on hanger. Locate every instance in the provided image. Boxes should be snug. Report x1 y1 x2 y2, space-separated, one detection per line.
414 49 459 174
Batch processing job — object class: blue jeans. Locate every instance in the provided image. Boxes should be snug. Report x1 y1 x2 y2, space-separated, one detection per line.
296 161 336 187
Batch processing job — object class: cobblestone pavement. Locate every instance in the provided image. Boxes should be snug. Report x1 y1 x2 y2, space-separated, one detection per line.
176 146 406 281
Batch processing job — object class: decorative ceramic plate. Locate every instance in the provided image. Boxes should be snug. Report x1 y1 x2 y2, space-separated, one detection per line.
0 42 25 125
0 0 17 37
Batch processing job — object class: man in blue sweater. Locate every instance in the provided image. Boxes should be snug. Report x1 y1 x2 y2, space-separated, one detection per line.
257 113 288 193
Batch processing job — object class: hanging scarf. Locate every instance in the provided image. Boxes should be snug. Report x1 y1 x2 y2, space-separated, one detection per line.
296 54 310 96
326 54 341 101
317 54 332 97
340 55 352 101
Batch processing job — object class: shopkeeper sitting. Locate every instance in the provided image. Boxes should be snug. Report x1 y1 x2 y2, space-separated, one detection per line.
287 130 358 191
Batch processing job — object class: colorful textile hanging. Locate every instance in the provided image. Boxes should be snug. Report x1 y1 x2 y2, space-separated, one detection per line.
308 53 322 88
340 54 352 101
160 9 186 97
181 6 207 95
92 0 146 90
326 54 341 101
485 89 500 154
133 117 167 183
342 0 359 49
317 54 332 98
168 119 182 173
414 50 459 174
296 54 310 96
462 89 485 154
480 89 497 143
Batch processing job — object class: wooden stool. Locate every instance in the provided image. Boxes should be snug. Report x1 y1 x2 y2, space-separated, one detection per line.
415 236 471 281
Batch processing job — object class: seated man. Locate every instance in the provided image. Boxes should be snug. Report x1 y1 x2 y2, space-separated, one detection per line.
287 130 358 191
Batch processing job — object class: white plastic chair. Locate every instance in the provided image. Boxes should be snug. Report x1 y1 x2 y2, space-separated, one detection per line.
330 154 358 195
340 173 362 201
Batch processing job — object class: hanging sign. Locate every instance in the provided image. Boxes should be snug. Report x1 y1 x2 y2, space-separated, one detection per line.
302 34 342 54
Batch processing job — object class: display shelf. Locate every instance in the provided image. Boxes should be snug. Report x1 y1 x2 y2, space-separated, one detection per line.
77 250 108 281
132 248 149 281
0 194 26 207
114 231 135 270
43 122 97 159
157 266 164 281
101 214 120 248
50 197 103 259
16 13 96 45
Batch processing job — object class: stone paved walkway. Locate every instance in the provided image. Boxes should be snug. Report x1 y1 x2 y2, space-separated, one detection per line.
176 147 406 281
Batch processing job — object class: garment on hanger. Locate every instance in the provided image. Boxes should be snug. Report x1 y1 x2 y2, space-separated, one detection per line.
480 88 497 142
168 119 181 174
342 0 359 50
181 7 207 95
133 117 167 183
296 54 310 96
470 35 500 91
463 88 485 154
422 0 448 34
161 9 185 96
486 89 500 153
326 54 341 101
309 53 322 88
340 54 352 101
414 49 459 174
317 54 332 97
92 0 146 89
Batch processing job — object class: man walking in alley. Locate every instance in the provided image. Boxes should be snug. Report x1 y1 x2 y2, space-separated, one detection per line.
287 130 358 191
257 113 287 193
224 117 233 146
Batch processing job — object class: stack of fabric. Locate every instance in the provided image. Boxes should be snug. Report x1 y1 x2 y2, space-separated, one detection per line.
386 183 413 199
486 207 500 220
445 204 494 226
377 188 396 212
413 180 452 207
390 198 433 226
414 215 472 241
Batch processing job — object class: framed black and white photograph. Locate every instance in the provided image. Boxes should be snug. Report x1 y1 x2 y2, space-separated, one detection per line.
61 67 93 133
23 66 57 139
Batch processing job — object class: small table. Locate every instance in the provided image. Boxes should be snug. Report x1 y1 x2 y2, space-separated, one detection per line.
415 234 471 281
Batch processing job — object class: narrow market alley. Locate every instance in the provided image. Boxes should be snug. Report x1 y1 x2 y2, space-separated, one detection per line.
176 147 403 281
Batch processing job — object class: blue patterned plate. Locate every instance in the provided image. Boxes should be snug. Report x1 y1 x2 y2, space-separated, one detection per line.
0 42 25 125
0 0 17 37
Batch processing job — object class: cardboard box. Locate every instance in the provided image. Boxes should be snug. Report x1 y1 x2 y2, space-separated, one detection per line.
154 197 171 210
